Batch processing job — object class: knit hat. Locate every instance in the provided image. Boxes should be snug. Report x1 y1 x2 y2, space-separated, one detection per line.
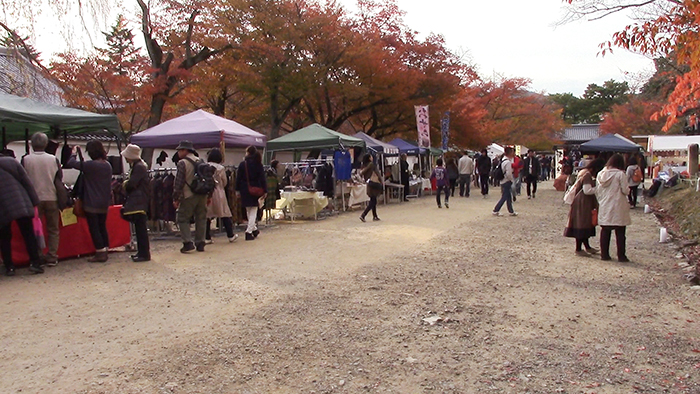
121 144 142 161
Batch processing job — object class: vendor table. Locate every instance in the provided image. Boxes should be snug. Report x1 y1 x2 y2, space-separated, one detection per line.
278 191 328 221
347 183 370 207
11 205 131 266
384 182 404 203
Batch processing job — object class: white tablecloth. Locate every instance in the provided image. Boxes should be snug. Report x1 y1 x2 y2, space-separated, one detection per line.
278 191 328 218
347 184 369 206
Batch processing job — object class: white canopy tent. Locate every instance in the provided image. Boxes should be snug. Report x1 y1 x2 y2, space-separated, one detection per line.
648 135 700 156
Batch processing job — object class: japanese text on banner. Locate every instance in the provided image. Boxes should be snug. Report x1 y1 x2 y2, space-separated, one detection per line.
441 111 450 151
414 105 430 148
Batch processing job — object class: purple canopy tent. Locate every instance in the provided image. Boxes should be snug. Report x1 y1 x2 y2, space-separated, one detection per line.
130 110 266 149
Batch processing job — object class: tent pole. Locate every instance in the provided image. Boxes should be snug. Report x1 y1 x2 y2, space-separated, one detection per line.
25 128 29 155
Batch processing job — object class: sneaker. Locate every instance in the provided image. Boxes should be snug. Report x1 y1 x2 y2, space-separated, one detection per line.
445 203 449 209
5 267 15 276
618 256 630 263
373 217 381 221
437 204 442 208
527 195 531 199
492 211 501 216
205 239 213 244
575 250 591 257
245 232 255 241
180 242 195 253
509 212 518 216
196 242 205 252
28 264 44 274
228 234 239 243
359 216 366 222
45 258 58 267
252 230 260 238
532 193 536 199
585 247 599 255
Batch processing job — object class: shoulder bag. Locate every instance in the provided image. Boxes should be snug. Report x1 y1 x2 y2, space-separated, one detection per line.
245 162 265 197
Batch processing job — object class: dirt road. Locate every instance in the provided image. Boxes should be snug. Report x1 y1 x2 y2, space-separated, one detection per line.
1 184 698 393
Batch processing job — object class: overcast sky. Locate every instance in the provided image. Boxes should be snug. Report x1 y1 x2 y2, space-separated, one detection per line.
339 0 654 96
28 0 654 97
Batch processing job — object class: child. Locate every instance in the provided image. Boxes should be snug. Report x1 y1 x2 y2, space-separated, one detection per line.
430 158 449 208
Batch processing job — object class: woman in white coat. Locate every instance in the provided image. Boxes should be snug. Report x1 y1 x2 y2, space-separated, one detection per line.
595 154 631 262
205 148 238 243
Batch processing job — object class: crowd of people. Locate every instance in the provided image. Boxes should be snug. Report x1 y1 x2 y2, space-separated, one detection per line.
1 131 644 276
0 133 268 276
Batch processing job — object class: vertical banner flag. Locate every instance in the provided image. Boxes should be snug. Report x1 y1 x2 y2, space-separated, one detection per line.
441 111 450 151
415 105 430 148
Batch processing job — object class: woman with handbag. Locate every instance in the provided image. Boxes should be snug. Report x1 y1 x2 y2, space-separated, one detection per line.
235 146 267 241
66 141 113 262
359 154 383 222
595 154 632 262
120 144 151 262
563 158 605 257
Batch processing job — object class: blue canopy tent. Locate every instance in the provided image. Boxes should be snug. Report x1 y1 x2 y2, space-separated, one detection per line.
388 138 429 155
355 132 399 156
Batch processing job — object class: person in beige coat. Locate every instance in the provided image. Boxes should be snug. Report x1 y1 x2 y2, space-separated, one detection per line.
204 148 238 243
595 154 631 262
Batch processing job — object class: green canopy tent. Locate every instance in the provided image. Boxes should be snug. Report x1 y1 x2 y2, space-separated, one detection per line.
266 123 365 157
0 92 122 150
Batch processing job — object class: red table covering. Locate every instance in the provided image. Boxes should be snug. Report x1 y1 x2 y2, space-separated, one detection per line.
10 205 131 266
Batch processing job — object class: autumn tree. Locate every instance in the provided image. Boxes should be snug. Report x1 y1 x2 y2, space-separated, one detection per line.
50 15 150 135
564 0 700 130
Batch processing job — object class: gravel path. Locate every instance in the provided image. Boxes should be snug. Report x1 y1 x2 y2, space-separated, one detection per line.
1 183 698 393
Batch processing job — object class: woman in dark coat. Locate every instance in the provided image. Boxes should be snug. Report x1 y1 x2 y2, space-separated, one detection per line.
120 144 151 262
359 154 383 222
564 158 605 257
235 146 267 241
446 158 459 197
0 153 44 275
66 141 113 262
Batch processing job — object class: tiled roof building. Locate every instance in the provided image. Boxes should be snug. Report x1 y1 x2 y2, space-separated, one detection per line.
0 47 63 106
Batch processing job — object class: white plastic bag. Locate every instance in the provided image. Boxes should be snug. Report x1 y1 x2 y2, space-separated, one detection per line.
563 183 578 205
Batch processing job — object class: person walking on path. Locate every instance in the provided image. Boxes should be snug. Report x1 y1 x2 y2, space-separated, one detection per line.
626 157 642 208
511 154 523 202
66 141 113 263
492 147 517 216
564 158 605 257
596 154 631 262
399 154 410 201
205 148 238 244
21 132 62 266
359 154 383 222
522 150 542 199
235 146 267 240
120 144 151 262
476 149 491 198
173 140 208 253
458 151 474 197
430 158 450 208
446 158 459 197
0 152 44 275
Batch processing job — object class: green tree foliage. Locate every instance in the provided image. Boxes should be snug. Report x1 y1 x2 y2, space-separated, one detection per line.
549 79 630 124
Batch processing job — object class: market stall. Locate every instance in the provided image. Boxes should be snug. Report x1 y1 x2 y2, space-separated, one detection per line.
353 132 401 204
11 206 131 265
130 109 266 167
579 133 642 153
388 138 431 196
267 124 366 214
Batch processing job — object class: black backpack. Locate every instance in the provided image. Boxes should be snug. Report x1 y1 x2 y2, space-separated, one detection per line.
184 157 216 195
493 159 505 181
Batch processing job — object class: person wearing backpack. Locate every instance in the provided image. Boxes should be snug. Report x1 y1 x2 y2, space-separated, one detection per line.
236 146 267 241
626 156 642 208
492 147 517 217
173 140 209 253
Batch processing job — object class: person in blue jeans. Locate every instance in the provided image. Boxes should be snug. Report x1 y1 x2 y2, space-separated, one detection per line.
430 158 449 208
492 147 518 216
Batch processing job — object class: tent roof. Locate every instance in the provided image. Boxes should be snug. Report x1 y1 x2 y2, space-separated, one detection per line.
387 138 428 155
0 92 121 142
579 133 642 153
649 135 700 153
266 123 365 151
353 132 399 155
429 147 443 156
130 109 266 149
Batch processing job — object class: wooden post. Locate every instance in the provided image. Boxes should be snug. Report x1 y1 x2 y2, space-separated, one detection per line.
689 143 699 177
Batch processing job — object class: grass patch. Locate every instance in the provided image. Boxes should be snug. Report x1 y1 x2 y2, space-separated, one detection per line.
654 183 700 241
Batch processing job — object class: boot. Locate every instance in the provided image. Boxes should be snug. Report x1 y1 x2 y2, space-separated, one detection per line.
88 249 108 263
195 242 205 252
180 242 195 253
245 232 255 241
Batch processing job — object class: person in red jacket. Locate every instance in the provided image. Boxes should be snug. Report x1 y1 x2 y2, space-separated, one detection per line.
511 154 523 202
